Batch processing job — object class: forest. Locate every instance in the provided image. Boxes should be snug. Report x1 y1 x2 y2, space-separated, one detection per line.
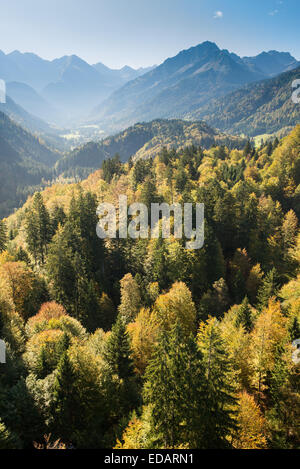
0 125 300 449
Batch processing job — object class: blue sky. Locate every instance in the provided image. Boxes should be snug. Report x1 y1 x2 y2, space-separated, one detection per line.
0 0 299 68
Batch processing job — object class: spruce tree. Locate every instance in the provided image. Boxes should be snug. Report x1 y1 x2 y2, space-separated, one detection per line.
52 352 79 442
198 318 237 448
144 323 207 448
235 297 253 332
25 192 51 265
257 268 279 310
104 315 134 380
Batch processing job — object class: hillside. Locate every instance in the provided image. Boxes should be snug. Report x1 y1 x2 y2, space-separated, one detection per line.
0 111 59 217
185 66 300 137
55 119 247 176
90 42 300 134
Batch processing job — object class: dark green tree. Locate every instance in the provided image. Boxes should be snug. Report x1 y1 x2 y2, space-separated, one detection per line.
25 192 51 265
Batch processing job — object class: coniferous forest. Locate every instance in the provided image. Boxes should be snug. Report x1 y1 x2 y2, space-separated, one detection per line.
0 126 300 449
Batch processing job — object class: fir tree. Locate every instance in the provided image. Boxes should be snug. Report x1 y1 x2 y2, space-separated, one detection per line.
198 318 238 448
235 297 253 332
52 352 79 442
104 315 134 380
257 268 279 310
25 192 51 265
144 323 206 448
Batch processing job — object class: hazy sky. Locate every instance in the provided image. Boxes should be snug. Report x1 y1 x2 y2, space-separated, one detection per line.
0 0 299 68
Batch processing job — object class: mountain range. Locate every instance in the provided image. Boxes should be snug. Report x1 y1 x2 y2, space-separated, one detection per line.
90 42 300 134
0 42 299 133
0 50 154 123
185 65 300 137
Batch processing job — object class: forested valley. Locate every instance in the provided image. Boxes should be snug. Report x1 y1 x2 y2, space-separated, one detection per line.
0 125 300 449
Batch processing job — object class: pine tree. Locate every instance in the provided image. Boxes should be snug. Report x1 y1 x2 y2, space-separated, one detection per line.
235 297 253 332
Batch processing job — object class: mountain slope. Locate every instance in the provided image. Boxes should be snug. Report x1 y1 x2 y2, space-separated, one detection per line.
55 119 246 175
185 66 300 137
0 111 60 217
6 82 58 122
90 42 300 134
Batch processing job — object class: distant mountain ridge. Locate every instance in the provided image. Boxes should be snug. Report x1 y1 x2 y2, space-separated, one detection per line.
90 42 300 134
0 50 155 123
0 43 299 130
184 66 300 137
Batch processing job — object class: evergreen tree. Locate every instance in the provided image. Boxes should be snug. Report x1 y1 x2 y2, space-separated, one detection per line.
235 297 253 332
198 318 237 448
52 352 79 442
104 315 134 380
257 268 279 310
289 316 300 341
25 192 51 265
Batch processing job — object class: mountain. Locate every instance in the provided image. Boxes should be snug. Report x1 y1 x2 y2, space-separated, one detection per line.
243 51 299 78
90 42 300 134
0 111 60 217
184 66 300 137
92 62 155 89
0 50 154 124
0 94 54 134
6 81 58 122
55 118 247 176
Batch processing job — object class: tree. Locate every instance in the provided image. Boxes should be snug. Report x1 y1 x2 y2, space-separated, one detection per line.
25 192 51 265
233 392 267 449
144 323 206 448
197 318 237 448
119 273 142 324
250 299 287 399
52 351 79 442
153 281 196 336
104 315 134 380
127 308 159 375
257 268 279 310
235 297 253 333
0 261 48 320
0 220 7 253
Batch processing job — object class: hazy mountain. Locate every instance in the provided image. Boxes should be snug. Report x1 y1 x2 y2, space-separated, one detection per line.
0 111 60 217
185 66 300 137
6 81 58 122
92 62 155 89
243 51 299 78
90 42 300 134
0 50 154 123
0 94 54 134
55 118 246 176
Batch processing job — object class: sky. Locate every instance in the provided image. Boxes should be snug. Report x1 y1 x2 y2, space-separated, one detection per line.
0 0 299 69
